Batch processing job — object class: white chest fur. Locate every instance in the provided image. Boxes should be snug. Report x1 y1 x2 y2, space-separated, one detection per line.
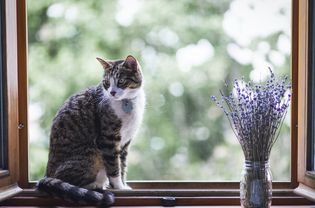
109 89 145 146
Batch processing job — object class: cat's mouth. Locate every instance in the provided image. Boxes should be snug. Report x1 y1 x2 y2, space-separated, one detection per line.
110 94 124 101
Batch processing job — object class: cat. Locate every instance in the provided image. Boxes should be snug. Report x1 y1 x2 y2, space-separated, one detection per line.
37 55 145 206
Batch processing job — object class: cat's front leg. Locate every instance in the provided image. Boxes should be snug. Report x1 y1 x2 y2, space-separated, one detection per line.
102 150 126 189
96 133 125 190
105 148 131 190
120 140 131 189
107 151 131 190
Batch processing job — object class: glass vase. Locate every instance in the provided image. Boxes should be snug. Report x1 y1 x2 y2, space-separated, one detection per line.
240 160 272 208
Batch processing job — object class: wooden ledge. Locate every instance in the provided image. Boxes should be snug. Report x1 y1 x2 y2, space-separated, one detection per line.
0 184 22 202
294 183 315 202
0 188 313 206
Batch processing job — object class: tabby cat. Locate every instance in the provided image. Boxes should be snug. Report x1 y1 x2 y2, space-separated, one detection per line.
37 55 145 206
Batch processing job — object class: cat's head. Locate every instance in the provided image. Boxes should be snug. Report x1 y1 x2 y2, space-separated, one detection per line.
96 55 143 100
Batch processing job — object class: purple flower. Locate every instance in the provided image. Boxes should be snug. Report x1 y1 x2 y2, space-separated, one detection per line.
211 69 291 161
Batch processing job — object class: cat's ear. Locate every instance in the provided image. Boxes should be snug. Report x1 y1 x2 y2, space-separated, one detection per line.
123 55 138 71
96 57 112 71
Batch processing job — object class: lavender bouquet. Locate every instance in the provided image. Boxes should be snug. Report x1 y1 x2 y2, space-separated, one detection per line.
211 69 291 208
211 68 291 162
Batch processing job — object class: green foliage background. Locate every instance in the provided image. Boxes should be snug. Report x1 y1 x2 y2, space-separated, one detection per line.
28 0 291 181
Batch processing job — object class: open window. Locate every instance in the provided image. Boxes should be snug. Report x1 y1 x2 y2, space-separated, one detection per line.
0 0 315 206
25 0 294 184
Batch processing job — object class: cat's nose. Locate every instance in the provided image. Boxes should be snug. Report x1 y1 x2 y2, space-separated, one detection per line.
110 91 116 96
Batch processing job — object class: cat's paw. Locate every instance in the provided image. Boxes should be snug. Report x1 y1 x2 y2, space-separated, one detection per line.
123 184 132 190
109 182 125 189
109 176 128 189
109 183 132 190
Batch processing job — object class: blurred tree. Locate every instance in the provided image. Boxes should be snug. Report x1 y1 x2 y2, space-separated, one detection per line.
28 0 291 181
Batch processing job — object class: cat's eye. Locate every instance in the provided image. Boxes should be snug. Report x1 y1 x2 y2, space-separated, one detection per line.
118 79 125 85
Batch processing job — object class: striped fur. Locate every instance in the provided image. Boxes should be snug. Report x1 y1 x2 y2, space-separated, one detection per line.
38 55 145 205
37 177 114 206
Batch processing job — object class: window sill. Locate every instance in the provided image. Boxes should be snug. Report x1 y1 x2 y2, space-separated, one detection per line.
0 184 22 202
0 188 313 206
294 183 315 202
0 170 10 178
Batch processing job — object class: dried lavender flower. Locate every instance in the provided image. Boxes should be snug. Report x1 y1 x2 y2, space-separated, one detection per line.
211 69 292 161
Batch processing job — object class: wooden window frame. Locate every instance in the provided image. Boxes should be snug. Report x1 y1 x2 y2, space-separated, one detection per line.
0 0 7 171
1 0 314 206
0 0 23 202
294 0 315 202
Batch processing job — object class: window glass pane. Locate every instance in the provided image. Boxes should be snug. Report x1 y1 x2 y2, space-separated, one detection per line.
0 0 8 170
28 0 291 181
307 0 315 172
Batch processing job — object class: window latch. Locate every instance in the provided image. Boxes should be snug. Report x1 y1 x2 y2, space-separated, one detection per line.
18 123 25 130
161 197 176 207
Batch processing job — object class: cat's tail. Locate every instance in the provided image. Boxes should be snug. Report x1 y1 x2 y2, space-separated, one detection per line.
36 177 114 207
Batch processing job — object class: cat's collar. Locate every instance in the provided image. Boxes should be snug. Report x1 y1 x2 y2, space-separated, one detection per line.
121 98 134 113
